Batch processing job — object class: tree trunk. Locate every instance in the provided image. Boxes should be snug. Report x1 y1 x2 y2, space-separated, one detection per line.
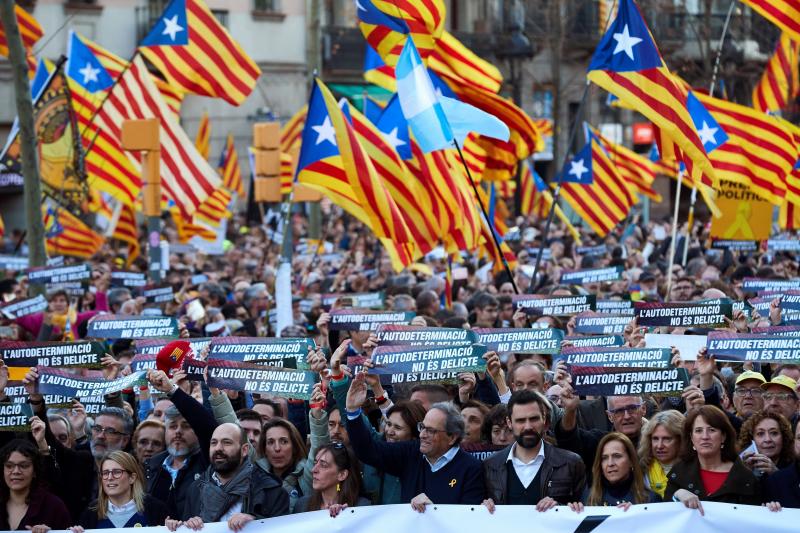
0 2 46 269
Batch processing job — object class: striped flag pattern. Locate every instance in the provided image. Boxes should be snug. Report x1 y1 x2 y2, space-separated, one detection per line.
139 0 262 106
0 5 43 71
740 0 800 42
589 125 662 201
752 33 800 113
519 162 581 242
172 209 216 243
195 188 233 227
219 134 244 196
112 204 140 265
358 0 446 67
42 206 104 259
429 31 502 93
195 112 211 160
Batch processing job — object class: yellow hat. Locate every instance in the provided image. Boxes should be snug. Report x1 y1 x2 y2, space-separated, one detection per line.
735 371 766 386
761 375 798 396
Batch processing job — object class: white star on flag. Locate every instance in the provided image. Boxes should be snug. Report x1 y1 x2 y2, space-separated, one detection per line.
697 121 719 147
312 117 337 146
612 24 642 61
381 127 406 150
162 15 184 41
569 158 589 181
79 62 100 85
355 0 366 11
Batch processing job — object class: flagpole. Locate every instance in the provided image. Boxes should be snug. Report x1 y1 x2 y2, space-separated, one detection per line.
680 0 737 265
529 80 592 292
665 169 684 301
452 139 520 295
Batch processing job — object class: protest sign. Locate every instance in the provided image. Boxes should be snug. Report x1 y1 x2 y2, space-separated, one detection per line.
571 366 689 396
596 299 634 316
565 335 625 348
0 256 28 271
573 312 631 335
328 310 415 331
645 333 707 361
741 278 800 292
709 180 772 241
110 271 147 288
46 281 87 297
706 331 800 363
46 257 64 267
777 292 800 311
560 266 623 284
0 294 47 319
460 442 506 462
205 359 315 399
0 340 105 368
36 367 146 400
322 291 385 310
368 344 487 384
635 301 732 327
0 402 32 431
710 240 759 251
376 325 477 347
208 337 314 369
26 263 90 285
135 338 211 357
143 285 175 304
751 325 800 337
5 382 105 415
575 244 608 257
767 239 800 252
87 315 179 339
511 294 595 316
558 346 672 368
474 328 563 354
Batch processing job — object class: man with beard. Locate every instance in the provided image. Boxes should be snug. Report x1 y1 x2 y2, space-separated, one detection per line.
482 390 585 511
168 423 288 532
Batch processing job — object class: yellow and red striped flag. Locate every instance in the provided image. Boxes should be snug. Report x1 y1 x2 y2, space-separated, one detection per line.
281 106 307 153
195 112 210 160
113 203 140 265
172 209 216 243
139 0 261 106
740 0 800 42
429 31 502 94
195 187 233 227
42 206 104 259
218 134 244 196
279 153 293 195
589 125 662 201
518 162 580 242
752 33 800 113
0 5 43 72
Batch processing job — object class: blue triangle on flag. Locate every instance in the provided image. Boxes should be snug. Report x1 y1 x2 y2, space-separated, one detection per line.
429 69 457 99
376 94 412 160
296 81 341 175
588 0 662 73
66 32 114 92
648 143 660 162
355 0 409 33
532 168 548 192
364 44 385 73
140 0 189 46
561 142 594 184
686 91 728 153
30 59 51 98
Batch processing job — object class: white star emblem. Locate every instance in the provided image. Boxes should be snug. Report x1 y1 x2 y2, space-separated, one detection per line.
612 24 643 61
312 117 337 146
78 62 100 85
162 14 184 42
355 0 366 11
568 158 589 181
697 121 719 147
381 127 406 151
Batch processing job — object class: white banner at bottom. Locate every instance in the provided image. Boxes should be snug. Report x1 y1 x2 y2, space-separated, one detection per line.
32 502 799 533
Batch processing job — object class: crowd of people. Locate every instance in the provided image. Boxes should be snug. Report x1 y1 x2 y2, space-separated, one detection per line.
0 208 798 532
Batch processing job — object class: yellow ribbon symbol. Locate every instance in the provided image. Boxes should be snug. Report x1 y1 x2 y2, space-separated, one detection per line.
449 479 457 488
723 200 754 239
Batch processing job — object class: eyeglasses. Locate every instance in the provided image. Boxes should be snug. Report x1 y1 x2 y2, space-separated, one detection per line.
734 388 764 397
607 404 642 416
763 392 796 402
417 423 446 435
92 425 128 438
101 469 127 480
4 461 32 472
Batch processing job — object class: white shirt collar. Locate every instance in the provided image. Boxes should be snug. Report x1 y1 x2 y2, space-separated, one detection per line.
506 441 545 466
108 499 137 514
425 446 460 472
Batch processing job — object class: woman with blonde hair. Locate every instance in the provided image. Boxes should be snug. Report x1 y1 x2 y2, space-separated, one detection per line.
638 410 685 498
70 451 168 531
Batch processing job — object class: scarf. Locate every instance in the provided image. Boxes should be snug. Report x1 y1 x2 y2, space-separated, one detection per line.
648 461 668 498
51 307 77 339
197 461 253 522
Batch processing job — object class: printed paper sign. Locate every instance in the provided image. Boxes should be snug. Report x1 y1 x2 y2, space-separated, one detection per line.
575 244 608 257
0 403 32 431
565 335 625 348
645 333 707 361
110 271 147 288
0 295 47 319
0 340 105 368
87 315 179 339
573 312 631 335
511 294 595 316
706 331 800 363
596 299 634 316
741 278 800 292
558 346 672 368
560 266 623 284
144 285 175 304
767 239 800 252
0 256 28 271
36 367 146 400
376 325 477 347
710 240 758 251
474 328 563 354
328 310 415 331
635 301 732 327
208 337 315 369
205 359 316 400
26 264 90 285
750 326 800 337
368 344 487 384
322 292 385 309
571 366 689 396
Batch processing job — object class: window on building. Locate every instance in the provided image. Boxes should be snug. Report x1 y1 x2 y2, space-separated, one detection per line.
211 9 229 28
254 0 280 11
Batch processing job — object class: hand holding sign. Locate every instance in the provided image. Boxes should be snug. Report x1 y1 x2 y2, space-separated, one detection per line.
147 369 174 394
22 367 40 401
346 371 367 412
770 297 781 326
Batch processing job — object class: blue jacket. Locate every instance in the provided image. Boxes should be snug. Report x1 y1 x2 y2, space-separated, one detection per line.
764 462 800 508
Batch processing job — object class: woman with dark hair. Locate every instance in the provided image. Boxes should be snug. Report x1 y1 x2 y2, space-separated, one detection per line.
71 451 168 530
0 439 70 532
256 417 311 512
569 432 658 512
480 404 513 446
294 444 370 516
665 406 761 513
384 401 426 443
737 411 795 476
